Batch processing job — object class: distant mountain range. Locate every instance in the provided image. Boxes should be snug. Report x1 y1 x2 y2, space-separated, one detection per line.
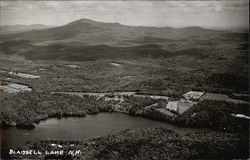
0 18 247 62
1 18 225 46
0 24 53 35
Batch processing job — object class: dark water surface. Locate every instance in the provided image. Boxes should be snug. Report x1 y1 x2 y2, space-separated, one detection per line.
1 113 199 148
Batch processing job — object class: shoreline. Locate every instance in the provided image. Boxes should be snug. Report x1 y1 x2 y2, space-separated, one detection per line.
1 90 248 131
1 103 248 134
1 127 249 159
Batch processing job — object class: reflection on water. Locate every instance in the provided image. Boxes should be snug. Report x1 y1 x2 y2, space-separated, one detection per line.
1 113 199 148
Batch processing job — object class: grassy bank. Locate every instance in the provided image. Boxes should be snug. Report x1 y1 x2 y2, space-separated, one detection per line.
1 91 248 133
0 92 115 128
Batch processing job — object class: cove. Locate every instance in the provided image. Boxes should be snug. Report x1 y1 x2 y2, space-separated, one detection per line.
1 113 201 148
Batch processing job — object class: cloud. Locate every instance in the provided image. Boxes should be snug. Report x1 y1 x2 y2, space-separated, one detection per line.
0 1 248 28
1 1 247 12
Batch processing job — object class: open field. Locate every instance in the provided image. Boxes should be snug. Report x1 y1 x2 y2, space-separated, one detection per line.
0 18 249 159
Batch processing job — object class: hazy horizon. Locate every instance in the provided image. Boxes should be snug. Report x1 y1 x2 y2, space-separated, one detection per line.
0 1 249 29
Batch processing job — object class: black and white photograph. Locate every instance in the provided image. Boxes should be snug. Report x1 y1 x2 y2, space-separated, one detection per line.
0 0 249 159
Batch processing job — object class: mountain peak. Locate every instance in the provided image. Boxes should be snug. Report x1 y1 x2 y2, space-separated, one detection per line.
66 18 124 27
67 18 97 25
1 17 220 44
78 18 96 23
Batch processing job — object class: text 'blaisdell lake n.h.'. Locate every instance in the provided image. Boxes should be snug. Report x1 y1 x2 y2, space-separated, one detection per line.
0 1 249 159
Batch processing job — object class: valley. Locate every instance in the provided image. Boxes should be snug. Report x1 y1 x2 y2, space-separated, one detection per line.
0 18 249 159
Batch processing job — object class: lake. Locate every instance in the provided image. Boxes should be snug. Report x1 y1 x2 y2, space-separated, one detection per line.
1 113 200 148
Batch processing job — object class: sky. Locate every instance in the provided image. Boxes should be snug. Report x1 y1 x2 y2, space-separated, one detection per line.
0 1 249 29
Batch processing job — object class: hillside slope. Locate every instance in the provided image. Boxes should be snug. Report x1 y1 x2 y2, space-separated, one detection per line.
0 18 247 62
1 18 224 45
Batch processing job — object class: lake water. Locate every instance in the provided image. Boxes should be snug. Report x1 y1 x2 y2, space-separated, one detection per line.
1 113 199 148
